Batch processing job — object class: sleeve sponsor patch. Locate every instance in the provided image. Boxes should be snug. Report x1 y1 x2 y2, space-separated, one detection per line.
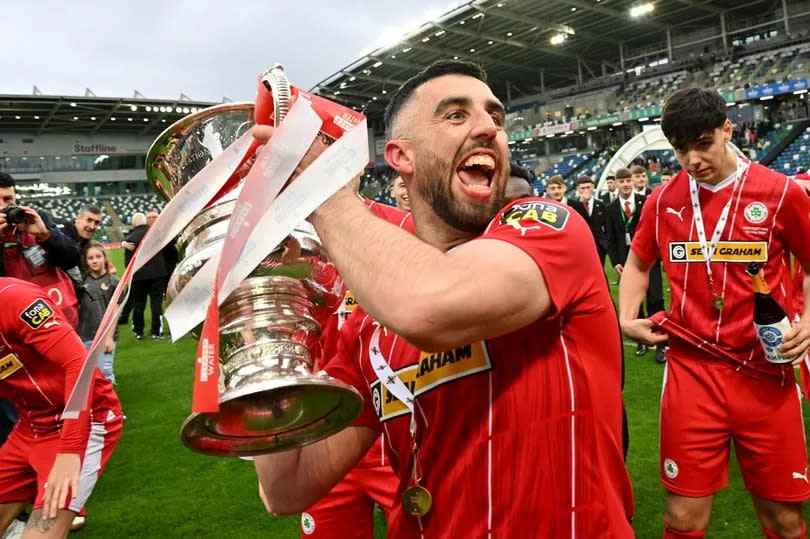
499 201 569 232
0 354 22 380
19 298 54 329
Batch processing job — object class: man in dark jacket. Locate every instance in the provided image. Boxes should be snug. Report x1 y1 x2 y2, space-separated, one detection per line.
606 168 665 363
124 210 176 340
569 175 609 268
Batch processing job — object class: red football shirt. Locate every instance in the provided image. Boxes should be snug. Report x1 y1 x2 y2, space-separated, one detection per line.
326 198 633 538
319 199 414 469
0 278 121 453
632 161 810 381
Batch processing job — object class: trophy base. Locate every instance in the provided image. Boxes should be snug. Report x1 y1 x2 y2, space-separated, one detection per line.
180 374 363 456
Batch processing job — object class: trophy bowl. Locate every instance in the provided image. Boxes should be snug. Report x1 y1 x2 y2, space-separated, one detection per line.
146 68 362 456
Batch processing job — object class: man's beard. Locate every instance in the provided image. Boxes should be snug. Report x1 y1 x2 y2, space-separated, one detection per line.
413 146 506 235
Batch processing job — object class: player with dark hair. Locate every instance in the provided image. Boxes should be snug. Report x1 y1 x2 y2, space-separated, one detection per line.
0 278 122 538
620 87 810 538
253 59 633 537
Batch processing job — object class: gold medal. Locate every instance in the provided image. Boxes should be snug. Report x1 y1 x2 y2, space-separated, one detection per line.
402 485 432 517
712 294 725 310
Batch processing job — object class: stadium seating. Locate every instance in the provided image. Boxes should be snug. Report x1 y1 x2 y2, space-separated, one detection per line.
771 126 810 174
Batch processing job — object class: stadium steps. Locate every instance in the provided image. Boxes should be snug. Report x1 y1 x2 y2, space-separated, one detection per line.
760 119 810 167
103 201 124 242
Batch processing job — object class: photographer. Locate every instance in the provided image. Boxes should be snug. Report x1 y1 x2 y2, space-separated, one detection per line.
0 173 81 327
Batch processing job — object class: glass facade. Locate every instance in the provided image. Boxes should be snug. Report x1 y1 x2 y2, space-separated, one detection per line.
0 153 145 174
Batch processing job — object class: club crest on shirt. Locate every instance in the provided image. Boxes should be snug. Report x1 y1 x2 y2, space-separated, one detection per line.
744 201 768 224
500 201 569 233
370 341 491 422
19 298 54 329
668 241 768 263
0 353 22 380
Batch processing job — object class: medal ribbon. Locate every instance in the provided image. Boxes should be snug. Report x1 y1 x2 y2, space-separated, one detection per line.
369 325 417 435
688 155 748 294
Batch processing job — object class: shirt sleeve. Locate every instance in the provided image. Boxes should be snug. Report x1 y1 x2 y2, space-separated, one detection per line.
324 311 382 434
779 179 810 266
630 190 662 264
0 282 89 453
480 199 603 319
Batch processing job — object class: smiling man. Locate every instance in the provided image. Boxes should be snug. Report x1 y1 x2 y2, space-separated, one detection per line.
252 60 633 537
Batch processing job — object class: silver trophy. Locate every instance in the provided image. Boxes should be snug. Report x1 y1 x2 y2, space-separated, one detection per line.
145 66 362 457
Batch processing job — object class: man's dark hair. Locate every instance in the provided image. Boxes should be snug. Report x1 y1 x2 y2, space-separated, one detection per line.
662 88 727 151
384 59 488 140
615 168 632 180
0 173 15 190
606 174 616 181
509 162 532 182
661 168 674 176
546 174 566 187
78 203 101 216
575 175 594 187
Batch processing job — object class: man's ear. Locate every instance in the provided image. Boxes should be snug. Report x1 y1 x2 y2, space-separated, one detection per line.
385 140 414 176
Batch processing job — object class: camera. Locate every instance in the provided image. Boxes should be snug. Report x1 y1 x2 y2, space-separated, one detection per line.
0 205 28 225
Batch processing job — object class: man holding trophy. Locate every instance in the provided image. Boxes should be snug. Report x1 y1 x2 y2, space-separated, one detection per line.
251 60 634 537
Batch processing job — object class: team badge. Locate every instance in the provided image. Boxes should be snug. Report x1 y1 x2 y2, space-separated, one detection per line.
664 458 679 479
19 298 54 329
301 513 315 535
744 201 768 224
500 201 569 232
0 354 22 380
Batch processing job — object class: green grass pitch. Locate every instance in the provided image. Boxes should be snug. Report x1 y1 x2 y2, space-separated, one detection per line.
74 249 806 537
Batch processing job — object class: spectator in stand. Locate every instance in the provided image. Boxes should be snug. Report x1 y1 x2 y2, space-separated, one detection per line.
506 163 533 203
78 242 119 383
631 165 652 196
545 174 569 203
599 175 619 203
389 176 411 211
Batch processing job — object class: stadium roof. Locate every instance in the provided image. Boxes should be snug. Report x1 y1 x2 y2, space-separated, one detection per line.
0 94 219 136
310 0 785 119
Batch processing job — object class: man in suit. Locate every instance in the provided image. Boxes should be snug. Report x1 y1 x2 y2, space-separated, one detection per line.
631 165 653 196
599 175 619 204
660 168 674 185
607 168 666 362
570 175 608 267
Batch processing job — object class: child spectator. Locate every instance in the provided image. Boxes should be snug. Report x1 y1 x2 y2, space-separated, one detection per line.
78 242 119 383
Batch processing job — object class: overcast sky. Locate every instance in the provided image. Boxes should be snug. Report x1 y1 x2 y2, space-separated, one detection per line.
2 1 452 103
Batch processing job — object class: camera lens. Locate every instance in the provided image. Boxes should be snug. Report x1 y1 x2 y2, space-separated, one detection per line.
4 206 27 225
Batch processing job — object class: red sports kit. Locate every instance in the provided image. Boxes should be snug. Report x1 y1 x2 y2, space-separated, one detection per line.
327 198 634 538
632 160 810 500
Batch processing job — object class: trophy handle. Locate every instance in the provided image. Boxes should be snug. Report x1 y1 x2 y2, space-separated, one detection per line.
260 64 292 125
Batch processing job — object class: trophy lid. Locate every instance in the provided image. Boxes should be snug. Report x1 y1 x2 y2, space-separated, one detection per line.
146 102 255 202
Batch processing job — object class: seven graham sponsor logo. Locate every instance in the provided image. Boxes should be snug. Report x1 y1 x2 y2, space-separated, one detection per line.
301 512 316 535
0 353 22 380
370 342 492 422
744 201 768 224
19 298 54 329
668 241 768 263
664 458 679 479
500 201 570 233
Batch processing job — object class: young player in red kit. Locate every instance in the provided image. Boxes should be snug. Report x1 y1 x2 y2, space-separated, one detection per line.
620 88 810 539
294 198 411 538
0 278 122 538
253 60 634 537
